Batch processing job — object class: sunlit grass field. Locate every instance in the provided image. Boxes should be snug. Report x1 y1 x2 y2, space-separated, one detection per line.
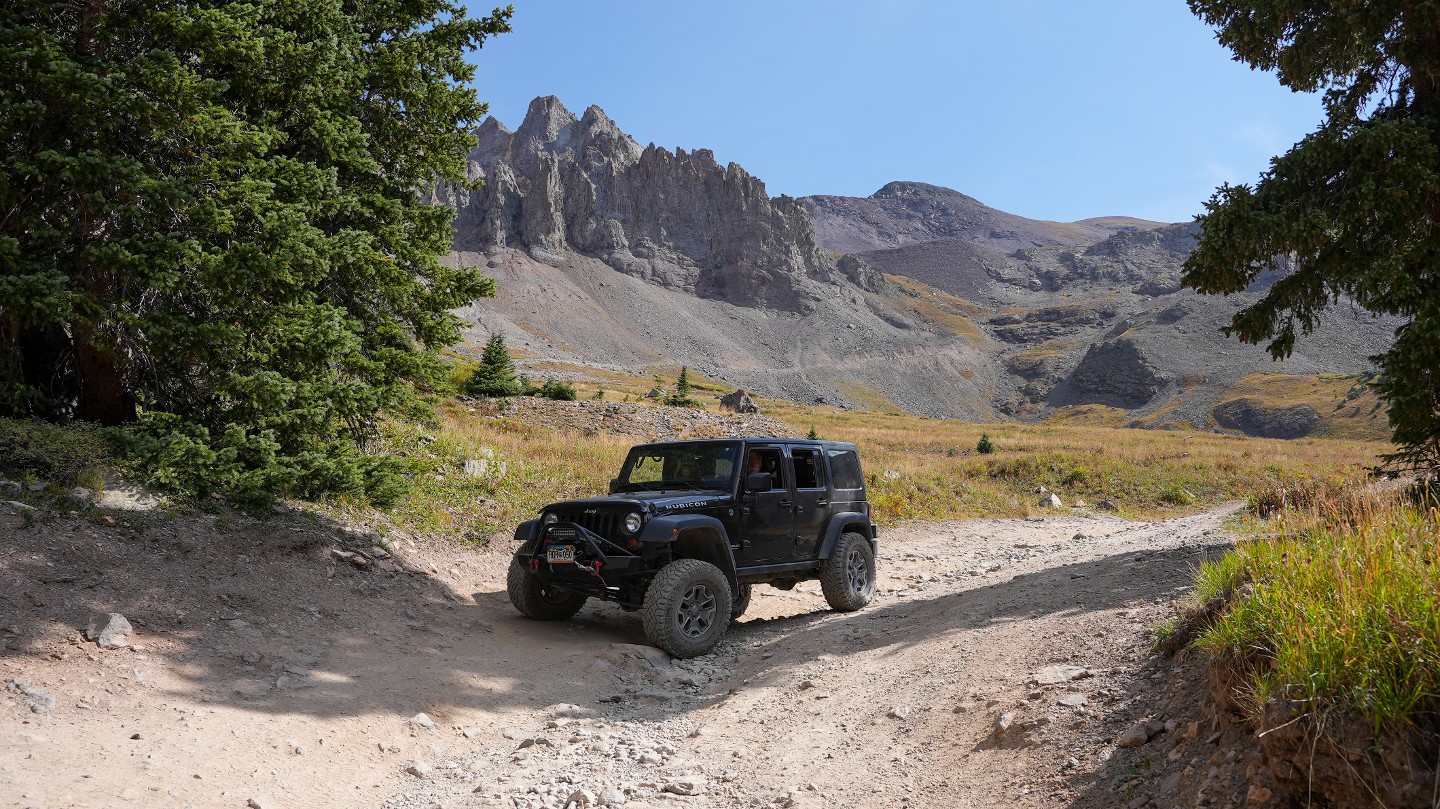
362 366 1386 543
1192 482 1440 730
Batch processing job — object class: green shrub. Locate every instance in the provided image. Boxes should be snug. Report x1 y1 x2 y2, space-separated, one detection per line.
976 433 995 454
534 378 577 401
0 418 116 485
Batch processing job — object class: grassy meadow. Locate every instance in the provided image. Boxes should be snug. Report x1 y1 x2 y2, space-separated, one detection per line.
348 365 1388 543
1191 482 1440 730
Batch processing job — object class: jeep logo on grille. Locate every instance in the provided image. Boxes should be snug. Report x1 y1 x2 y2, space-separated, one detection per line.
584 508 598 515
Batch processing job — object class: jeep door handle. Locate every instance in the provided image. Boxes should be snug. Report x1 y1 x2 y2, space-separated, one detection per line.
794 505 804 514
777 499 792 508
816 499 829 506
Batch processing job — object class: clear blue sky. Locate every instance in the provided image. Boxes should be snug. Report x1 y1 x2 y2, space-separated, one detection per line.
464 1 1322 224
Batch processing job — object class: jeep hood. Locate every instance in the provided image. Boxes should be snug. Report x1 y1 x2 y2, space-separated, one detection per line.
547 490 734 514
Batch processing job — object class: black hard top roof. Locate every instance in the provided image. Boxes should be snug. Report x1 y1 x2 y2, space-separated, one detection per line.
629 437 859 451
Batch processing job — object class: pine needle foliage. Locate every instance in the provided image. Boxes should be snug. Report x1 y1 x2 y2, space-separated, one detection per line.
1182 1 1440 480
0 1 513 506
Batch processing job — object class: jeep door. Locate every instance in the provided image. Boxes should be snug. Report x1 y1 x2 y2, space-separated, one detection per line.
788 445 829 558
739 444 793 562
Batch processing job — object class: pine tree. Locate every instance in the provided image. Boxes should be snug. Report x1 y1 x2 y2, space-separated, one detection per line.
466 333 524 397
0 1 513 504
1183 1 1440 476
664 366 702 408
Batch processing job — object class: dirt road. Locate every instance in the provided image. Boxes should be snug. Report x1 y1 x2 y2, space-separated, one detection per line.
1 504 1235 808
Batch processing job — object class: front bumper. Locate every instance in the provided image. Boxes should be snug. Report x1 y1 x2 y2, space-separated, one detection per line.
517 522 643 597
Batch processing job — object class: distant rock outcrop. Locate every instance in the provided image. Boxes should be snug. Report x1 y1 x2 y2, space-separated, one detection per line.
441 97 847 312
1212 398 1320 439
1069 337 1169 408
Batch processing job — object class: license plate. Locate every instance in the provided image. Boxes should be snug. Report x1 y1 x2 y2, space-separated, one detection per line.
546 545 576 564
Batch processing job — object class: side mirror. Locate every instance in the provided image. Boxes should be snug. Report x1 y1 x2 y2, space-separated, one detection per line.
745 472 773 492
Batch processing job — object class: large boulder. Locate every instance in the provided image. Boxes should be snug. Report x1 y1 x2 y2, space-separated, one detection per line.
719 389 759 414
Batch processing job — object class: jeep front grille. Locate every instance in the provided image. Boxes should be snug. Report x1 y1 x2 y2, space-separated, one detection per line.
554 510 622 542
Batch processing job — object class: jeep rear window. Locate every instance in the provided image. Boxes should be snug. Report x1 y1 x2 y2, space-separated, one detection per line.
793 448 824 489
826 449 864 490
616 443 739 492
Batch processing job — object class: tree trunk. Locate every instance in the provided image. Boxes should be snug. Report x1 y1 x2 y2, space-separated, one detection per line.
72 321 134 425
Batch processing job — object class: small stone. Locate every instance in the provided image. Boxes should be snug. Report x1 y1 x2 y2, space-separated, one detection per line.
247 797 271 809
887 706 910 720
798 679 817 690
1072 532 1090 541
1033 665 1092 685
994 712 1015 735
408 712 437 730
1057 693 1089 708
1097 499 1118 511
1245 785 1273 805
1116 724 1150 748
664 778 706 796
1038 493 1063 508
85 613 133 649
6 678 55 713
233 680 273 699
600 786 627 805
406 760 433 778
241 651 261 664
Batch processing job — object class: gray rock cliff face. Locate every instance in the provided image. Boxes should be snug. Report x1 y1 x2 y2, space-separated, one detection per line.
442 97 842 311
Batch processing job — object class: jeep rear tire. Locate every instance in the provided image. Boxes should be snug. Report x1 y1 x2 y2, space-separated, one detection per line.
641 559 732 658
507 557 588 620
731 583 753 620
820 531 875 611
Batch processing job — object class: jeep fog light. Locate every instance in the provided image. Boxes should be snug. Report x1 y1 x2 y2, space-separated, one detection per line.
543 512 559 525
623 512 643 534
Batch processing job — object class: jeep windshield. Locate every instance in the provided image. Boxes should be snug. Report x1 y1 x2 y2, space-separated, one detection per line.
614 442 740 493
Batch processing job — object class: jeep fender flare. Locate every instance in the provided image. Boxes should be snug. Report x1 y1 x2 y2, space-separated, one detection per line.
818 513 874 560
514 518 541 547
639 514 739 595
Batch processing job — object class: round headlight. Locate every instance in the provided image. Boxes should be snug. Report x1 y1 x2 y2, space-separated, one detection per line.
623 512 643 534
542 512 559 525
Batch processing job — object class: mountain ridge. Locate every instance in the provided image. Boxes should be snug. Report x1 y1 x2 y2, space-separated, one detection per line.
440 97 1395 438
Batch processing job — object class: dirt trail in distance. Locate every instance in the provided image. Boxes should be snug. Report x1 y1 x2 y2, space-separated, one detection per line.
0 505 1236 808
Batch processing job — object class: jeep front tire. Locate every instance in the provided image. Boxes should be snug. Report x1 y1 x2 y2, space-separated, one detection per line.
641 559 732 658
820 531 875 611
507 557 588 620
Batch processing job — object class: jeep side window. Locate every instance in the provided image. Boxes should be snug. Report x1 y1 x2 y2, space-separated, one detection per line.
745 448 784 490
826 449 864 490
792 448 824 489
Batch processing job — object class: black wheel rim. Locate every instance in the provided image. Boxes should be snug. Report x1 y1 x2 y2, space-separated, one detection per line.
845 548 869 594
676 583 717 639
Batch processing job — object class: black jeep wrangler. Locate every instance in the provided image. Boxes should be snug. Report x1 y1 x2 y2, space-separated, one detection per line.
507 438 878 657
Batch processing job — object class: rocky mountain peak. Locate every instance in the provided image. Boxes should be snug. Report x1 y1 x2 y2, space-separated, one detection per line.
515 95 578 146
442 97 847 311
